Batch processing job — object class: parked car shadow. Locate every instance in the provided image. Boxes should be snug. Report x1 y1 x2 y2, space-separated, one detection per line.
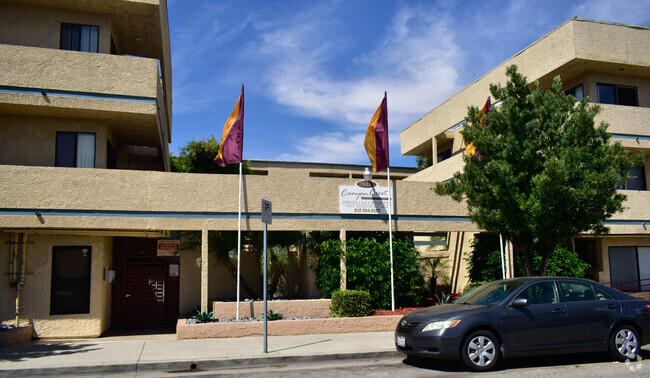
402 347 650 372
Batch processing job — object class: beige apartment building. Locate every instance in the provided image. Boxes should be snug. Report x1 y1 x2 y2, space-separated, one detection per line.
0 0 473 338
1 5 647 339
401 18 650 291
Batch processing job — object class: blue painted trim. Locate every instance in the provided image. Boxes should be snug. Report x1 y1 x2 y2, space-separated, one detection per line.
0 85 156 104
0 208 473 223
610 133 650 142
603 219 650 226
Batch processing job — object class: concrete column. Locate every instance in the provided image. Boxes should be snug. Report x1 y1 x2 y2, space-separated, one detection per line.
431 137 437 165
201 229 209 313
340 229 347 291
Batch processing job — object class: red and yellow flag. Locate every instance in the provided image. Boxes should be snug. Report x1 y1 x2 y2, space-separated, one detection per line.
364 92 389 173
465 96 491 156
215 85 244 167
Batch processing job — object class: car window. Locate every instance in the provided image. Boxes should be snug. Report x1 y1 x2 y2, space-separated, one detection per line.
455 281 523 305
593 286 614 301
515 282 558 305
559 281 605 302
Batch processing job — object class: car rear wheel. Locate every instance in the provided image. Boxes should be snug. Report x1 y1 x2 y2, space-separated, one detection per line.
461 330 500 371
609 325 640 362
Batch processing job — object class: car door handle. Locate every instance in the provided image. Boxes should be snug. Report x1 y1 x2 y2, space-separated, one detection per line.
606 305 618 311
552 308 566 314
125 294 132 298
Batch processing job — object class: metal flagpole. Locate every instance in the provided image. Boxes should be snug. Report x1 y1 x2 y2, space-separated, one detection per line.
499 234 505 280
388 167 395 311
236 162 242 320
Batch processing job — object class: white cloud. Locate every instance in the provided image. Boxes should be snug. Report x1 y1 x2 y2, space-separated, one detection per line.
276 130 403 165
253 2 463 130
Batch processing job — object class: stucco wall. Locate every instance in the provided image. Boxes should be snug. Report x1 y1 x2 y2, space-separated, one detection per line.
0 165 477 233
0 233 111 338
0 232 14 327
401 19 650 157
0 114 107 168
0 2 111 53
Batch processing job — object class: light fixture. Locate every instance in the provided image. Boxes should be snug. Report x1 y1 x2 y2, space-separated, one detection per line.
363 167 373 182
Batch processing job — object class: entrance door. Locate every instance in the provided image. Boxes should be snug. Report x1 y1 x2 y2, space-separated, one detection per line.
119 262 168 328
112 238 179 330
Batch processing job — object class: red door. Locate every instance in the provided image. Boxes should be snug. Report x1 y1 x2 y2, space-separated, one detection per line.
112 238 179 330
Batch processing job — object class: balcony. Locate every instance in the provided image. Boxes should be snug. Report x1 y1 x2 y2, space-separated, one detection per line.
0 44 168 152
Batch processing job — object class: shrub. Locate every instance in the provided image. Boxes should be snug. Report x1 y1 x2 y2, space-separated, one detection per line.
330 290 373 317
315 236 423 309
466 233 590 280
267 310 284 321
193 311 217 323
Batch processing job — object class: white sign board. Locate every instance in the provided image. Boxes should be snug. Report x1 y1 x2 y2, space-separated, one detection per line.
339 181 394 215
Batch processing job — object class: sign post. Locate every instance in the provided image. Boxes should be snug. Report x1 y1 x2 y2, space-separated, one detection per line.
261 199 272 353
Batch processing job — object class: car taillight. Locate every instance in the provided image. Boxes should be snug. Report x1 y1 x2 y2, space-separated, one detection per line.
645 304 650 311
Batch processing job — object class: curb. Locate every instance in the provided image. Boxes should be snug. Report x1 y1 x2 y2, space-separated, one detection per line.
0 350 402 376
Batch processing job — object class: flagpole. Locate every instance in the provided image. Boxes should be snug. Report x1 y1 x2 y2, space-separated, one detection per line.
236 162 242 320
388 167 395 311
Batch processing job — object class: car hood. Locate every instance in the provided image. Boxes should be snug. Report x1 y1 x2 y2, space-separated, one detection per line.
401 303 488 322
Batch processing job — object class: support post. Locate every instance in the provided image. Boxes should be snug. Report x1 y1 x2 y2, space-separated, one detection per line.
339 229 347 291
201 230 209 313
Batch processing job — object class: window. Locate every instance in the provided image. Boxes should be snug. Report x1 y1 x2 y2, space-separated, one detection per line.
597 83 638 106
51 246 92 315
517 282 558 305
437 148 452 163
56 132 96 168
60 23 99 53
574 239 598 268
565 84 584 101
609 246 650 291
559 281 608 302
626 166 647 190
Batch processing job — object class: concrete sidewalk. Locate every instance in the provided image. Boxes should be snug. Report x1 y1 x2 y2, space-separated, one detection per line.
0 332 399 376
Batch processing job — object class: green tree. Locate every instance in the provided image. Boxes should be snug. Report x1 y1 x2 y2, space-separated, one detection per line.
466 234 590 282
314 235 422 309
170 134 251 174
416 155 433 170
435 65 641 276
178 230 259 298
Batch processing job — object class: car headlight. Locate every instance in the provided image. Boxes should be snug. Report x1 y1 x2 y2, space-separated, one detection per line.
421 319 461 332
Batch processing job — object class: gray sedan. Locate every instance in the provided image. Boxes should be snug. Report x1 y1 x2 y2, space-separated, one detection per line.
395 277 650 371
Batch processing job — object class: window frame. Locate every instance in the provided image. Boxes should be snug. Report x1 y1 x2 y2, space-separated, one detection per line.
565 84 584 101
55 131 96 168
50 246 92 315
60 23 99 53
596 83 639 106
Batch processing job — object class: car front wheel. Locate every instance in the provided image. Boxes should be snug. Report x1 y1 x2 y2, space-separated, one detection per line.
461 330 500 371
610 325 640 362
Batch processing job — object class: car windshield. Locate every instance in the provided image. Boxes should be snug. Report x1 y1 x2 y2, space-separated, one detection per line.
455 281 523 305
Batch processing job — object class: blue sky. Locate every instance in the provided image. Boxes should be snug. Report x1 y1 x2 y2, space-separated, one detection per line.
167 0 649 168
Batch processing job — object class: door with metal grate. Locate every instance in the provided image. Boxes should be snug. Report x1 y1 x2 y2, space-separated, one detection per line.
120 262 168 328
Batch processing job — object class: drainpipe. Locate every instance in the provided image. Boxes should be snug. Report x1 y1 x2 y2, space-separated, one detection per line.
8 233 17 285
15 233 28 327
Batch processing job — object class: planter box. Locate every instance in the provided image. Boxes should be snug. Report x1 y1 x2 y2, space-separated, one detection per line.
177 315 401 339
0 324 33 346
213 299 331 319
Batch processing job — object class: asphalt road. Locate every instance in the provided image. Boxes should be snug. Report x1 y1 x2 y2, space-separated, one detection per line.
110 349 650 377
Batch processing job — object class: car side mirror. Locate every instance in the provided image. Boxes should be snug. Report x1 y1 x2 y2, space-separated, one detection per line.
510 298 529 307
